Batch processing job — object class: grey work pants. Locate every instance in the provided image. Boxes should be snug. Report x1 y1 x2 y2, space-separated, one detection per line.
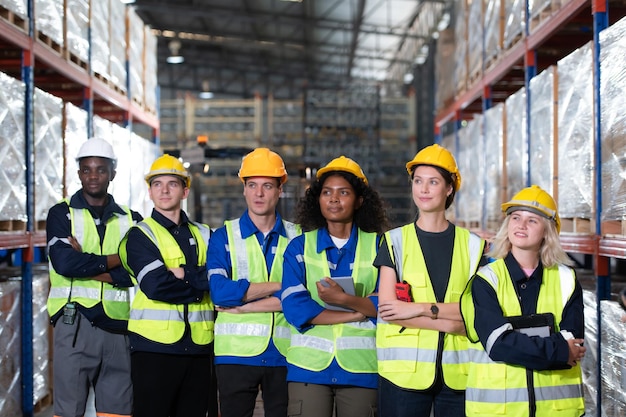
287 382 377 417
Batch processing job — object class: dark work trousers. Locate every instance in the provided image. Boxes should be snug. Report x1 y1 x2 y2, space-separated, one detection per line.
216 363 288 417
131 351 214 417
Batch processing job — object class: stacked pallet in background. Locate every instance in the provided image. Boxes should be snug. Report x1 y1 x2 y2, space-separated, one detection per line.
19 0 158 115
600 16 626 237
378 97 417 226
557 42 594 234
437 0 573 113
0 268 51 415
0 72 26 232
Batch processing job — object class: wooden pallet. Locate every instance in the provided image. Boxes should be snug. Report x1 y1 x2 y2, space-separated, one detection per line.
64 49 89 71
468 69 482 89
33 392 52 413
93 72 127 96
561 217 593 234
36 31 62 55
503 32 524 53
0 5 28 33
529 1 559 32
601 220 626 237
0 220 27 232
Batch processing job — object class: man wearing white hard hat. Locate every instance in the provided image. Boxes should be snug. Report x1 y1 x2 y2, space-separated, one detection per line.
46 137 142 417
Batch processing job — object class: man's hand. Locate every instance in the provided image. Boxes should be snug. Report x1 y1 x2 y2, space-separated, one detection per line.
169 267 185 279
68 236 82 252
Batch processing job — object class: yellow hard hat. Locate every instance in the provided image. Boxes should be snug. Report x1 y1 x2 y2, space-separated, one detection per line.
238 148 288 184
145 154 191 188
405 144 461 191
316 155 368 185
501 185 560 233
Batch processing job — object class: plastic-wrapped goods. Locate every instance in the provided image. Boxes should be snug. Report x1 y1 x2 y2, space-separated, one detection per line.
529 66 557 195
109 0 127 92
129 134 158 217
127 6 145 107
64 102 89 197
435 27 457 111
34 88 63 225
0 72 26 225
35 0 64 46
557 42 594 222
483 0 502 67
505 87 528 202
65 0 89 62
503 0 525 50
0 0 27 19
456 115 484 225
441 131 457 223
483 103 504 230
467 0 483 82
107 123 131 207
90 0 110 79
454 0 468 94
0 268 51 415
580 290 626 417
144 26 158 114
600 15 626 222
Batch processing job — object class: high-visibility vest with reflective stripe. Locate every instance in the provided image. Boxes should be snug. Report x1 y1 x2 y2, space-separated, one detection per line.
286 229 378 373
376 224 484 390
123 217 214 346
47 201 135 320
461 260 584 417
214 218 301 357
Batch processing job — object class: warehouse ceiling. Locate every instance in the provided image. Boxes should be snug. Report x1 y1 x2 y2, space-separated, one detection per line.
133 0 452 100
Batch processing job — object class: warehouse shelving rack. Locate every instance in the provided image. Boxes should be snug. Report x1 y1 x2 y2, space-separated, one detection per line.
0 2 159 414
433 1 626 414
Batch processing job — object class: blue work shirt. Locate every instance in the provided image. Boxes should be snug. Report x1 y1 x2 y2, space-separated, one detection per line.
471 252 584 370
46 190 142 333
281 225 379 388
123 209 211 355
207 210 289 367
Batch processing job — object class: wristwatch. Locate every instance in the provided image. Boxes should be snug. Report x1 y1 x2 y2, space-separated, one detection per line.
430 304 439 320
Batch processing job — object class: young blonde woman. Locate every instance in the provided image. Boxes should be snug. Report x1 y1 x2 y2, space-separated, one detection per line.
461 185 585 417
375 144 486 417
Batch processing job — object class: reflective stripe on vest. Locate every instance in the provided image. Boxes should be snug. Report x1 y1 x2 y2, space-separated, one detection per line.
463 260 584 417
376 224 485 391
47 202 135 320
125 218 214 345
286 229 378 373
215 218 301 357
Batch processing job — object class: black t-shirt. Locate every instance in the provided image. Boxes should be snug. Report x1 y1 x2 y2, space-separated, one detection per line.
374 222 455 302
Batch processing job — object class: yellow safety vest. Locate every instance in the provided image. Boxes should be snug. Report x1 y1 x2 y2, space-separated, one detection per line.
47 201 135 320
461 259 584 417
121 217 214 346
214 218 301 357
286 229 378 373
376 224 484 390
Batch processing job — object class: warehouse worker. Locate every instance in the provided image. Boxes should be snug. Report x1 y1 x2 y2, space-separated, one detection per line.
207 147 300 417
46 137 141 417
460 185 585 417
375 144 486 417
119 154 215 417
281 156 390 417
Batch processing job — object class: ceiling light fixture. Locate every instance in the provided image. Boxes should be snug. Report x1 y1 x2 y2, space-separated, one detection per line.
167 40 184 64
199 80 214 99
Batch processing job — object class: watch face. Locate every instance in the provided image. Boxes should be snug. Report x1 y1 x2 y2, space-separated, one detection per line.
431 304 439 314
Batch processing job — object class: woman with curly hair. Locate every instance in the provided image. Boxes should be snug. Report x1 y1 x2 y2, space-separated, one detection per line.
281 155 389 417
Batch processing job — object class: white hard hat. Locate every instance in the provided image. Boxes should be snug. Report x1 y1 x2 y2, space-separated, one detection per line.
76 138 117 168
